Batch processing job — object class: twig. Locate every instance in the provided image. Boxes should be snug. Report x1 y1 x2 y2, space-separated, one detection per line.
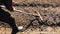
34 10 43 21
14 9 38 16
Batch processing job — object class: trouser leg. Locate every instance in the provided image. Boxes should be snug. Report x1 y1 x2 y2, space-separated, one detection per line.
0 9 19 34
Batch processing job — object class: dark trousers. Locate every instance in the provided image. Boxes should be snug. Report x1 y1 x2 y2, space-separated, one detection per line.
0 8 19 34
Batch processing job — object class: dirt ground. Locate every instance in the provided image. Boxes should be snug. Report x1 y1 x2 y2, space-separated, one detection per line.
0 0 60 34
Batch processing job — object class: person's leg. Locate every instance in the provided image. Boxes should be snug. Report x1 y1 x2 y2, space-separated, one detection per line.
1 0 13 11
7 17 19 34
0 9 19 34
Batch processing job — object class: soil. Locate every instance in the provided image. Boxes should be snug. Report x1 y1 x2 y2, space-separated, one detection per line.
0 0 60 34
